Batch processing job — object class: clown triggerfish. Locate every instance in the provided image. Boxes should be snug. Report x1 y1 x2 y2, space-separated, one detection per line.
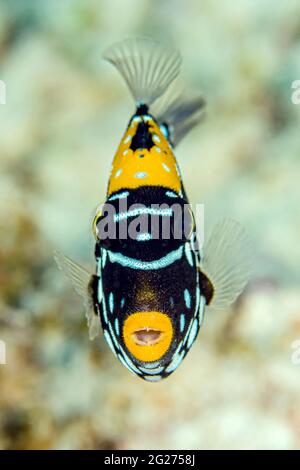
55 38 252 382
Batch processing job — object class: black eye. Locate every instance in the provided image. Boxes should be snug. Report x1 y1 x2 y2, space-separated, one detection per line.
92 204 104 240
93 204 117 249
185 206 195 240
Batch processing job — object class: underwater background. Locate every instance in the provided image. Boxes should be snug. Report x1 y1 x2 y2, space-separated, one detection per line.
0 0 300 450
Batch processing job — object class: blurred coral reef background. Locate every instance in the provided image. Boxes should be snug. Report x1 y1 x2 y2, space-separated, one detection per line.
0 0 300 450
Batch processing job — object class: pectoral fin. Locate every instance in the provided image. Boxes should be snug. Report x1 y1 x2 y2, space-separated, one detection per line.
199 218 253 308
54 251 101 340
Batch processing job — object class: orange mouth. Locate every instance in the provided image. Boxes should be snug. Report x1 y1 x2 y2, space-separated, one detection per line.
123 311 173 362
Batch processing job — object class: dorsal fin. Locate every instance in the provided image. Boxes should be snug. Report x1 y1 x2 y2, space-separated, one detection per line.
153 82 206 146
103 38 181 107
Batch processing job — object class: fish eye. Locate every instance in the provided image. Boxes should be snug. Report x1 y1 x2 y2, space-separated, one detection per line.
186 206 196 240
92 204 104 240
181 205 195 240
172 204 195 242
92 204 117 251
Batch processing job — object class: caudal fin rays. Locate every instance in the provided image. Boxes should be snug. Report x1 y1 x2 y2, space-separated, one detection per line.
103 38 206 145
103 37 181 107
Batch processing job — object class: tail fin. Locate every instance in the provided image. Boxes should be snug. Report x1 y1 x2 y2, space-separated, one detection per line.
153 84 206 146
103 38 181 107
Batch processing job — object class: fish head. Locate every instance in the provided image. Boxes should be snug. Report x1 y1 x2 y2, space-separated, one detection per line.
99 237 203 381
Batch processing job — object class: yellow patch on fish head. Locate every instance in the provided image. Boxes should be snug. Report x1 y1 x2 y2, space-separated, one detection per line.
123 311 173 362
107 116 181 196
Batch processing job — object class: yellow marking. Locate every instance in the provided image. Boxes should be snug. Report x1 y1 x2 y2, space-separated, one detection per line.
107 116 181 196
123 311 173 362
92 204 104 239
